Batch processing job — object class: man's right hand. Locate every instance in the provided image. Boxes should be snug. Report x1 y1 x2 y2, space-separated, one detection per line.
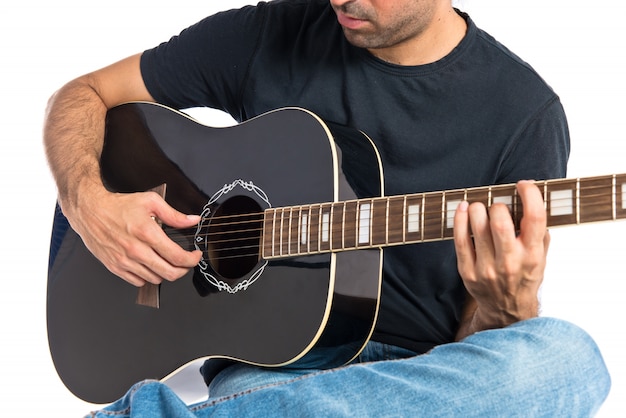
60 187 203 287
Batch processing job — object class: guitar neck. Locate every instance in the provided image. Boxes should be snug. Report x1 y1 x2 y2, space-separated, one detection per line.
262 173 626 259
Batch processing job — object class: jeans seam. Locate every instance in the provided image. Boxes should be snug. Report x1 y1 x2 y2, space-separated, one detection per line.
191 367 340 411
88 380 157 416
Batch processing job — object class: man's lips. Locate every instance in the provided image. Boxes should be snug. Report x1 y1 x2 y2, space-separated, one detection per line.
336 11 368 30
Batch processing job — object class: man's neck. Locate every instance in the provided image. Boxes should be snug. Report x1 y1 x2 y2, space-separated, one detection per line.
369 8 467 66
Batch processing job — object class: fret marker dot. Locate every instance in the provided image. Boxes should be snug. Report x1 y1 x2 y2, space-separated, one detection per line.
550 189 573 216
407 204 420 233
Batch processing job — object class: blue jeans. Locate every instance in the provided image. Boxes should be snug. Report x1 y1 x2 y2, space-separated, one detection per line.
86 318 610 417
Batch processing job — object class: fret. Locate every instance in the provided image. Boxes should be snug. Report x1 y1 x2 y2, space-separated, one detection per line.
387 196 405 245
279 208 290 256
331 202 345 251
465 187 490 209
544 178 578 227
276 208 283 256
319 203 332 252
262 208 276 258
441 192 446 239
343 201 358 249
616 174 626 220
288 207 299 255
422 191 443 241
371 198 388 246
511 186 521 231
443 190 466 239
300 207 310 253
489 184 516 212
579 175 614 224
267 208 275 257
309 204 321 253
356 200 372 247
286 208 292 255
271 208 281 257
403 197 408 242
488 183 519 229
614 176 617 219
385 198 390 245
405 194 423 242
260 173 626 260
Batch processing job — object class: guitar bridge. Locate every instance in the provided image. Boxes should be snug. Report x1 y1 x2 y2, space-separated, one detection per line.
135 183 166 308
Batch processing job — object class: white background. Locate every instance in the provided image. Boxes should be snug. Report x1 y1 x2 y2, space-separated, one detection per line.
1 1 624 416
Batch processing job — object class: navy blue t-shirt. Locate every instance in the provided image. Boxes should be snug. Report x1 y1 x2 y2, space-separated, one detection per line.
140 0 569 353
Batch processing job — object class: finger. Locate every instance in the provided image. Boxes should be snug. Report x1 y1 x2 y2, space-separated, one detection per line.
130 219 202 281
467 201 495 259
453 200 476 275
516 180 548 247
487 202 518 257
146 247 202 282
116 271 149 287
122 268 161 287
140 193 204 277
118 237 200 284
149 194 202 229
105 247 164 286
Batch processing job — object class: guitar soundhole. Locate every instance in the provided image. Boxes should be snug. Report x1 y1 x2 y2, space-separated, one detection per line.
205 195 263 280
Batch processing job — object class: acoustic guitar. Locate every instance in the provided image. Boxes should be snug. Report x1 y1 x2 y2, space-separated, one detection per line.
46 102 626 403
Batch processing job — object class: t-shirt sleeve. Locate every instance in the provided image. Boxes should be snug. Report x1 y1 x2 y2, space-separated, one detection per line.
140 4 267 119
496 95 571 183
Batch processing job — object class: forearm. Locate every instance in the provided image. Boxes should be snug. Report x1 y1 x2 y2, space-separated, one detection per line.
41 55 202 286
43 77 109 213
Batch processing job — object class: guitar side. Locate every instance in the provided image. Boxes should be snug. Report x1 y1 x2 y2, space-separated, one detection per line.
46 103 383 404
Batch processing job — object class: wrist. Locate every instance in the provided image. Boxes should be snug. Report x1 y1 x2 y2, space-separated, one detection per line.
470 300 540 333
58 172 107 218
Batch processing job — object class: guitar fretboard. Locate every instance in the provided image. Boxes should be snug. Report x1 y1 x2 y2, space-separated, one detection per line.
262 174 626 259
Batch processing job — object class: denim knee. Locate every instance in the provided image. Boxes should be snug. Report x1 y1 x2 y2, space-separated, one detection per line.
500 317 611 415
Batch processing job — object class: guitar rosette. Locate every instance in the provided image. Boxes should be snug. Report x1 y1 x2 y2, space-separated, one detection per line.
194 179 271 294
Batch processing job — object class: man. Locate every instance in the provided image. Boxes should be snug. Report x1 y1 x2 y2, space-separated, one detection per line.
44 0 610 416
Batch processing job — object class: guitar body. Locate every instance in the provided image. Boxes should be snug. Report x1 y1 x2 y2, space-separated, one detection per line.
47 103 383 404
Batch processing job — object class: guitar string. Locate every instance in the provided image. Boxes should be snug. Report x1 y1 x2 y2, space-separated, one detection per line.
162 189 624 262
170 188 622 245
174 183 622 236
172 199 620 242
192 181 621 226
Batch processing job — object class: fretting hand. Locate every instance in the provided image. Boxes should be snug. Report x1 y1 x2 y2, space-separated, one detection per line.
453 180 550 333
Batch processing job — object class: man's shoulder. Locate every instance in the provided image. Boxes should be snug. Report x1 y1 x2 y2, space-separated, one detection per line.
263 0 334 23
261 0 329 16
469 20 555 95
210 0 328 24
225 0 335 39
